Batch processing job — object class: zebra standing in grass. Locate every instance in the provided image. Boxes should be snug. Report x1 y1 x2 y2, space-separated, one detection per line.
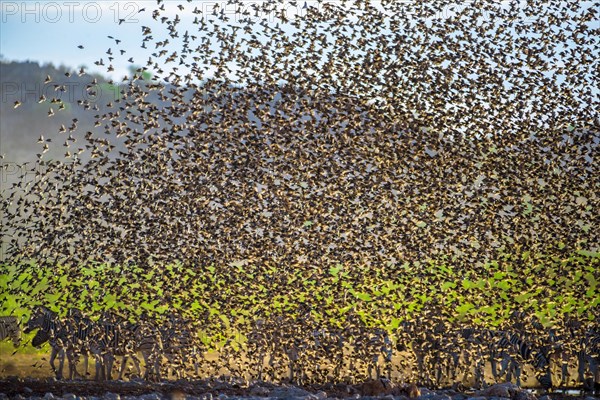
88 311 131 381
441 326 480 386
464 328 497 389
454 326 490 388
530 346 553 389
310 327 345 382
0 316 21 348
478 329 513 385
29 327 73 379
24 306 68 379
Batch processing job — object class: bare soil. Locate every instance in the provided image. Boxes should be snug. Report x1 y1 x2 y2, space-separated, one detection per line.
0 353 596 399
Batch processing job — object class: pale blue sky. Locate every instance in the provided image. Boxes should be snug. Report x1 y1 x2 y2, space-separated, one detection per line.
1 0 598 98
0 1 320 79
1 1 172 78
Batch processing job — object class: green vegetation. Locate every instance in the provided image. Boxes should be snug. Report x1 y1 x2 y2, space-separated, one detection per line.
1 247 597 353
0 339 49 355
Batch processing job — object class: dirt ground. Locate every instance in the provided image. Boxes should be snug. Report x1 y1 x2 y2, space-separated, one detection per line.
1 351 597 399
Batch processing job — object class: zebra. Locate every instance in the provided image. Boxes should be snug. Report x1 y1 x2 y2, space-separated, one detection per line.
530 346 553 389
86 313 125 381
0 316 21 347
369 328 393 381
86 311 132 381
530 327 580 391
160 314 201 379
25 306 97 380
31 327 51 348
461 327 499 389
494 331 535 386
577 328 600 393
67 311 162 381
490 329 558 389
468 328 508 386
542 328 572 390
444 326 483 387
62 308 97 379
394 320 421 383
401 319 445 387
31 325 77 380
126 319 163 381
343 318 393 383
423 320 461 388
310 327 345 382
247 318 270 381
24 306 68 379
99 316 163 381
278 324 306 385
246 315 300 383
23 308 165 382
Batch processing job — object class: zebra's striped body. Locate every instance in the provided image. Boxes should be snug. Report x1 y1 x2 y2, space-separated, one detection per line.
311 327 345 382
445 326 481 386
161 315 200 379
90 314 125 380
531 347 553 389
247 318 270 382
0 316 21 347
121 320 164 381
63 308 96 379
494 331 531 385
578 330 600 393
86 312 134 381
93 315 163 381
94 318 131 380
24 306 68 379
366 328 393 380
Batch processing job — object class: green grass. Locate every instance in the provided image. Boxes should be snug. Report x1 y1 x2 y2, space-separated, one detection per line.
0 336 49 355
1 247 598 352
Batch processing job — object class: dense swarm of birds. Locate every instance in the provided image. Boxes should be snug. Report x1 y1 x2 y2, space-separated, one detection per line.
4 305 600 392
0 0 598 390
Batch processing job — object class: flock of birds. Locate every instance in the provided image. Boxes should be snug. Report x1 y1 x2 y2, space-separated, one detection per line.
1 307 599 392
1 0 598 391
